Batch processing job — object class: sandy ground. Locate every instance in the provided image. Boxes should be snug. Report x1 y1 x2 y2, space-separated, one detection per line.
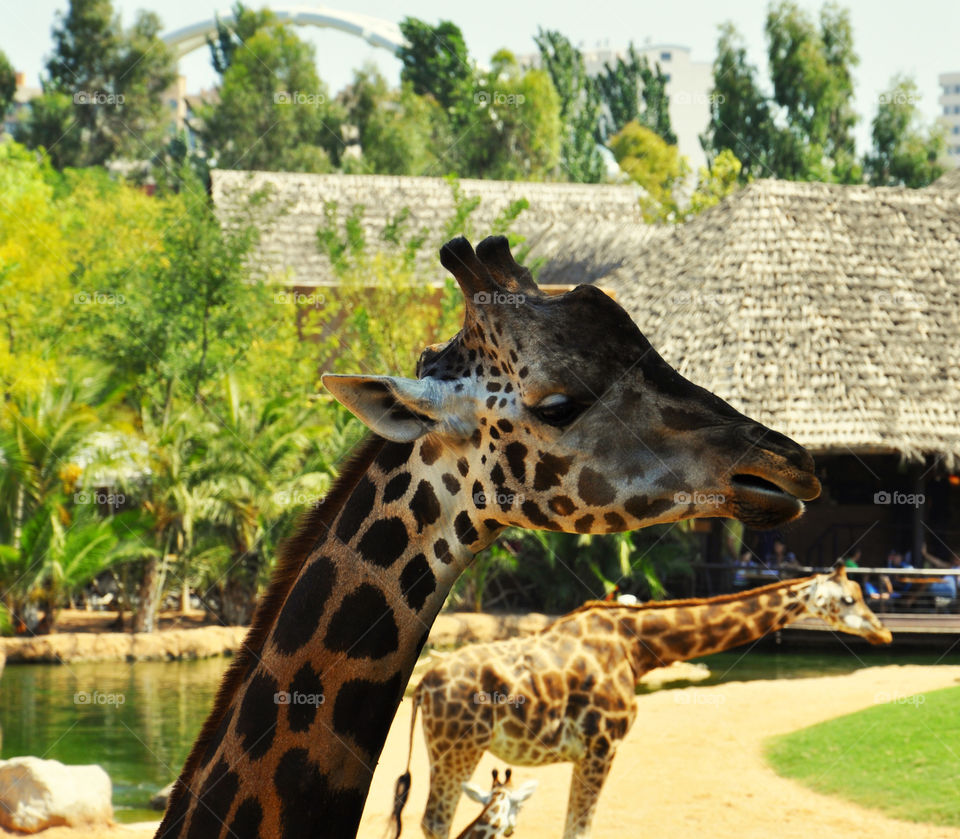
7 664 959 839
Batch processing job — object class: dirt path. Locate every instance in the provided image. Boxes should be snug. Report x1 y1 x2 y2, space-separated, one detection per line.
8 664 958 839
359 664 960 839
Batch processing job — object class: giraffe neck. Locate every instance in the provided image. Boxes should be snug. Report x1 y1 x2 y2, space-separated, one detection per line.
613 577 814 676
160 435 501 838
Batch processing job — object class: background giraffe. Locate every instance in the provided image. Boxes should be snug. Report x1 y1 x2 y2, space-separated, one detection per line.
454 768 537 839
398 564 890 839
158 235 820 838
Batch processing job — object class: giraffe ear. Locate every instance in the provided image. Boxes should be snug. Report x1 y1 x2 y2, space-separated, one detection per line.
510 780 538 804
461 782 491 805
322 374 453 443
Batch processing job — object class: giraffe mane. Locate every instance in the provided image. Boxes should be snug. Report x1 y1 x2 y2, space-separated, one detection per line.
165 432 387 815
559 574 816 622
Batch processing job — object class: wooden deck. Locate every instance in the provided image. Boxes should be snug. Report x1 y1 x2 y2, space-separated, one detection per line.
783 612 960 643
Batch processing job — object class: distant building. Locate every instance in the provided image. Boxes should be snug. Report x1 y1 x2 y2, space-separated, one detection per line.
520 43 713 173
939 72 960 166
2 72 42 137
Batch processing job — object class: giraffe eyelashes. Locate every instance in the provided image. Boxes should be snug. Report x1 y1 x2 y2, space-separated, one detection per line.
531 394 587 427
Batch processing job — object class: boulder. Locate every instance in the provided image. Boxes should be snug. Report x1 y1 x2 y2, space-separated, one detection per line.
0 756 112 832
149 780 175 810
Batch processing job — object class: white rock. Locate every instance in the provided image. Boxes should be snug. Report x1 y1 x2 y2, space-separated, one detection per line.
0 756 113 832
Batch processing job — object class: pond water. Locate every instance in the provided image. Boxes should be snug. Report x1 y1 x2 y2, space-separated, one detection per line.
0 647 950 822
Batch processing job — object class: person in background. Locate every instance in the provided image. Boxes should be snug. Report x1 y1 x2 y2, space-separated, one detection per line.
921 542 959 606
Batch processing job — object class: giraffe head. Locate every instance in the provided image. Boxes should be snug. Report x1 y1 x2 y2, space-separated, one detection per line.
460 768 537 838
324 236 820 544
798 562 893 644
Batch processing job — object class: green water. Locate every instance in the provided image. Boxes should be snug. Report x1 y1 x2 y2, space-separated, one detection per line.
0 647 952 821
0 657 230 823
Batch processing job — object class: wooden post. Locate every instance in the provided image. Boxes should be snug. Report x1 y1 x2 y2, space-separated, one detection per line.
911 461 926 567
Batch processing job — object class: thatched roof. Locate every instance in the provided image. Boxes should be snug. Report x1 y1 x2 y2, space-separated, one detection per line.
565 179 960 465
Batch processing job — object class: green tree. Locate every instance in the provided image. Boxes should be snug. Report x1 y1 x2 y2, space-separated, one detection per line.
397 17 475 122
702 22 775 181
0 49 15 116
864 76 946 187
534 29 605 183
466 51 562 180
594 44 675 144
17 0 176 168
688 149 743 216
196 15 344 172
765 0 860 181
206 2 274 75
610 121 689 222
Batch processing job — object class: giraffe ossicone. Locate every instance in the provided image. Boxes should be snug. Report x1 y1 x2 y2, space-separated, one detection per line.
400 562 890 839
158 235 821 839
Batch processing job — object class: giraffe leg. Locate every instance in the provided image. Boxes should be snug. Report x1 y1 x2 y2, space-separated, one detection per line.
561 753 614 839
421 745 484 839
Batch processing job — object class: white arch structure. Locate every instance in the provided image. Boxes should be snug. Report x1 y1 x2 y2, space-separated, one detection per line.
161 4 406 60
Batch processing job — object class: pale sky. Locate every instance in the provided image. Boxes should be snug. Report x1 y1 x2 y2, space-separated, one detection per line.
3 0 958 155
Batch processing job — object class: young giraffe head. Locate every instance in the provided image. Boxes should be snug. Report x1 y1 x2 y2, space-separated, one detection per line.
325 236 819 547
796 562 892 644
458 769 537 839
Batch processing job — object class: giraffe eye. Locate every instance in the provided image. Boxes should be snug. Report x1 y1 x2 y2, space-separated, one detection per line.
533 394 585 427
842 595 854 605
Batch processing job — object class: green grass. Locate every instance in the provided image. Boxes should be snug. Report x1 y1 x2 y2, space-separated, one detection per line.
766 685 960 827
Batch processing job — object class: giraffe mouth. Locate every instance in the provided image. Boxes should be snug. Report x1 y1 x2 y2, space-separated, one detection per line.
729 472 813 529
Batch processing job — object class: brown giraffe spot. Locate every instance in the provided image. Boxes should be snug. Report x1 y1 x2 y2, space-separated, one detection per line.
272 556 337 654
457 458 469 477
375 441 414 473
433 538 452 563
454 511 478 545
548 495 576 516
496 419 513 433
578 467 616 506
486 395 497 409
332 672 403 756
286 663 324 732
226 798 263 839
185 759 238 839
382 472 411 503
274 748 366 838
410 480 441 532
235 671 279 760
326 585 399 659
472 481 486 509
490 463 506 485
573 514 594 533
441 473 461 495
471 428 483 448
356 518 408 568
505 442 527 483
488 425 500 439
533 453 573 491
486 381 501 392
334 476 376 544
400 553 436 611
420 437 442 465
521 500 552 528
623 495 649 519
604 512 626 531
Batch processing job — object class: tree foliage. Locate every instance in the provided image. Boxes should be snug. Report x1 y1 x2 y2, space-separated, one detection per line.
16 0 176 168
593 44 675 145
864 77 946 187
0 49 15 116
610 122 689 222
